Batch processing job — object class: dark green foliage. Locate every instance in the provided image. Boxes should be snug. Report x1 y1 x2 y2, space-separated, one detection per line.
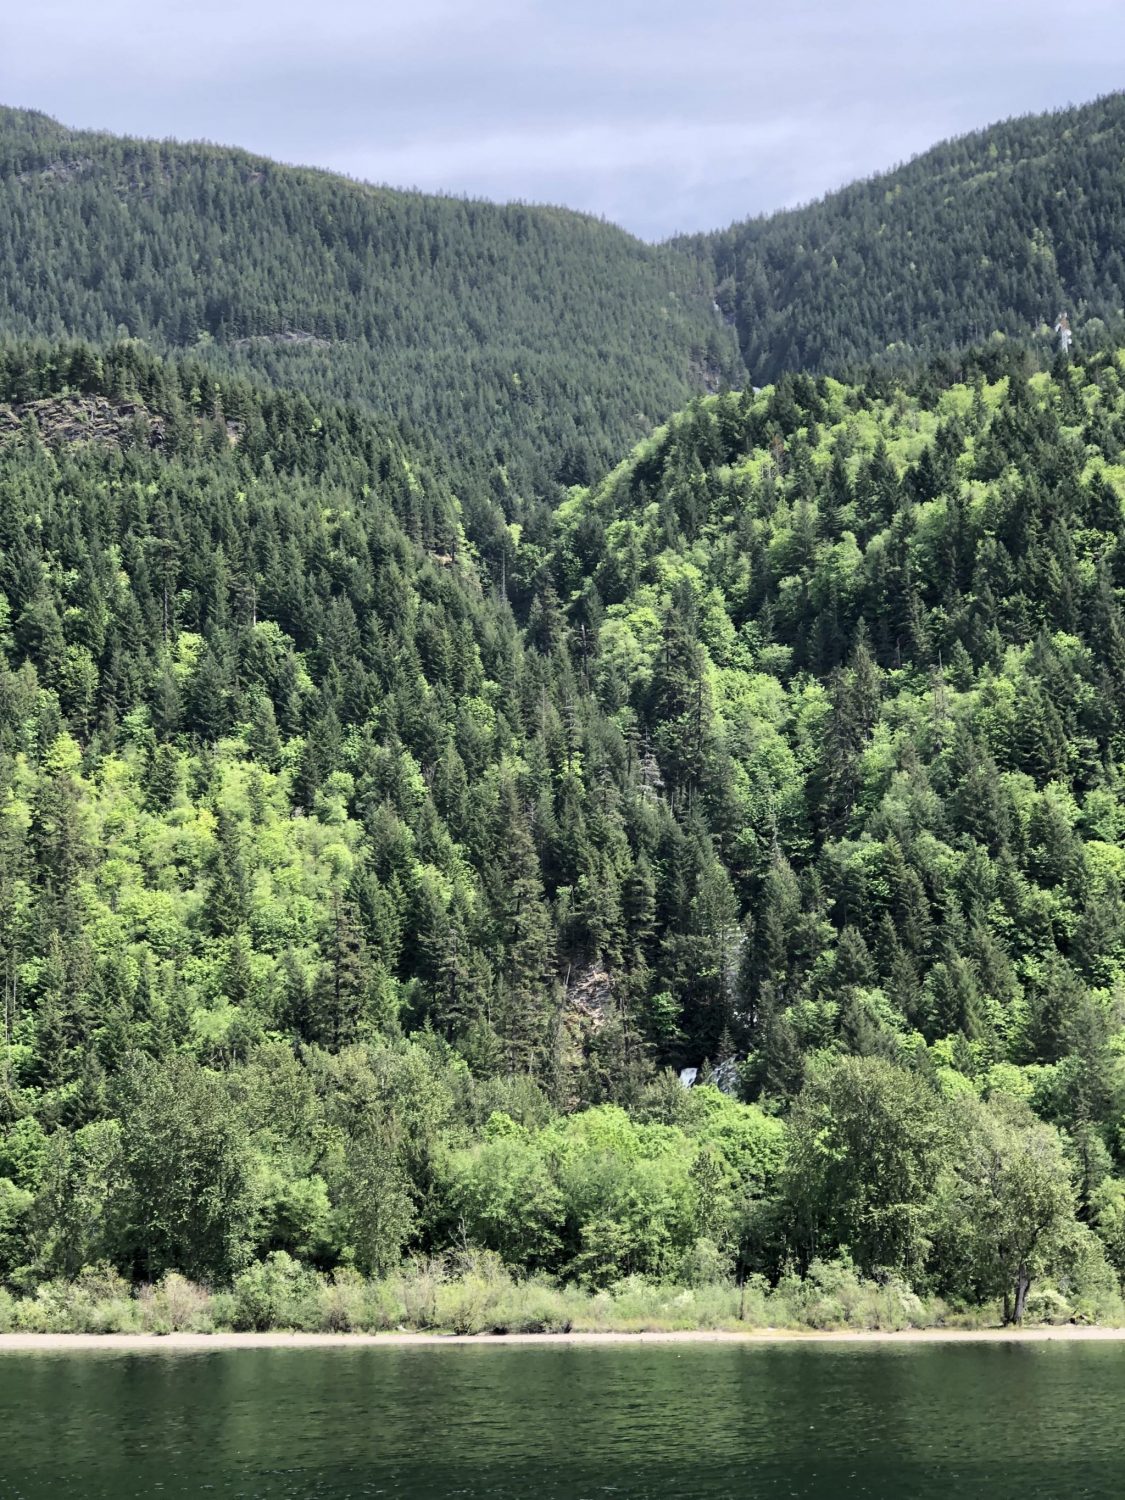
0 105 740 524
2 274 1125 1309
6 94 1124 549
688 93 1125 383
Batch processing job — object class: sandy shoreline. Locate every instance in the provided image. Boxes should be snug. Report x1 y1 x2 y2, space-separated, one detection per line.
1 1325 1124 1352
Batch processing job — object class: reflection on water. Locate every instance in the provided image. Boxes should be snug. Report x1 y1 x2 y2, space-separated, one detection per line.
0 1341 1119 1498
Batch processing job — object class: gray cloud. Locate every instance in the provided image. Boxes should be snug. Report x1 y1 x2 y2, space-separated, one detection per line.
5 0 1123 238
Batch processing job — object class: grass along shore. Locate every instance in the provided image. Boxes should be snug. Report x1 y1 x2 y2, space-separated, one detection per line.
0 1253 1121 1340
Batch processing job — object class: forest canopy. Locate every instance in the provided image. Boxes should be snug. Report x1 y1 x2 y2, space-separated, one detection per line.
2 333 1125 1322
3 89 1125 1328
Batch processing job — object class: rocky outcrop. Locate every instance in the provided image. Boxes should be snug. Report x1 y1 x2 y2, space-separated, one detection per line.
0 394 165 449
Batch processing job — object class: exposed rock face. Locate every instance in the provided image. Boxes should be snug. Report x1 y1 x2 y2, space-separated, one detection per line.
555 961 619 1101
0 393 166 449
690 354 726 393
14 156 94 185
564 961 615 1028
231 330 333 349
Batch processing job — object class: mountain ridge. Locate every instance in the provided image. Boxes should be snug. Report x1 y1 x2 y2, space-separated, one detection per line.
3 92 1123 517
0 102 741 521
693 91 1125 382
7 91 1121 238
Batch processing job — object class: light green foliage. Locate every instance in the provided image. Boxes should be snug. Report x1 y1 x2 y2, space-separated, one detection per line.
0 1117 49 1192
934 1092 1084 1322
785 1057 946 1280
0 1177 31 1276
446 1124 566 1272
1 313 1125 1316
447 1091 783 1287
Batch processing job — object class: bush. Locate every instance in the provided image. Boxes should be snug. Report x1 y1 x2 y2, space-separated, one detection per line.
773 1258 933 1331
1023 1286 1072 1325
503 1275 573 1334
209 1290 238 1330
13 1265 139 1333
231 1252 321 1331
395 1257 446 1330
147 1274 215 1333
312 1268 368 1332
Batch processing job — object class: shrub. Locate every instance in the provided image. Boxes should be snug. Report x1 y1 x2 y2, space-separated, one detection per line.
1023 1286 1072 1325
14 1265 138 1333
434 1251 514 1334
149 1273 215 1333
396 1257 446 1329
313 1269 368 1332
231 1252 321 1331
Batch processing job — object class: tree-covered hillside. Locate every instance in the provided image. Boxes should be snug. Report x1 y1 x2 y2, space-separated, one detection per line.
549 341 1125 1287
0 106 740 506
5 93 1125 521
556 343 1125 1081
4 338 1125 1318
691 92 1125 381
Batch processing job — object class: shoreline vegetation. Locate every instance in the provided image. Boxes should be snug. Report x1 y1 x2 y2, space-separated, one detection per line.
0 1255 1121 1342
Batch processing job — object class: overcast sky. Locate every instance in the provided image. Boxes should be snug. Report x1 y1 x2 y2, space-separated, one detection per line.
5 1 1123 240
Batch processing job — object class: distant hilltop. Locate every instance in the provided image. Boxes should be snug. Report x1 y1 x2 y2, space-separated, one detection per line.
1 93 1124 501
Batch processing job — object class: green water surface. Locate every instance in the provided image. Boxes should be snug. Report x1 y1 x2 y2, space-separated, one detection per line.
0 1341 1118 1497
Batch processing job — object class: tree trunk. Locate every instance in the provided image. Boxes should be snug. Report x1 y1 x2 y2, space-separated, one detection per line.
1013 1264 1031 1325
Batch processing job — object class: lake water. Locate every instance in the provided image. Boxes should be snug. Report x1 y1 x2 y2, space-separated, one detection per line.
0 1341 1119 1497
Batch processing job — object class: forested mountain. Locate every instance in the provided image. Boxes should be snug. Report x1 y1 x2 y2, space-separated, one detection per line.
4 94 1125 522
3 336 1125 1320
0 105 740 509
3 89 1125 1326
690 92 1125 382
555 338 1125 1077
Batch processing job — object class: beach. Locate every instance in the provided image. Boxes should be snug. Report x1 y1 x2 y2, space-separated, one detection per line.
2 1325 1123 1352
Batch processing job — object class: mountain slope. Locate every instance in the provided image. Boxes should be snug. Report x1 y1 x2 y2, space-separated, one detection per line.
3 339 1125 1304
554 343 1125 1087
4 337 1125 1095
691 92 1125 381
3 94 1123 508
0 106 741 503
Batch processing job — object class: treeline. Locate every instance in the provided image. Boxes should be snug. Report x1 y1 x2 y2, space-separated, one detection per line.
2 1055 1112 1330
2 338 1125 1318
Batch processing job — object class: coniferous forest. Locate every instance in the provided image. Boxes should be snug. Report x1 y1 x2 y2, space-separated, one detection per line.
1 97 1125 1333
692 93 1125 382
